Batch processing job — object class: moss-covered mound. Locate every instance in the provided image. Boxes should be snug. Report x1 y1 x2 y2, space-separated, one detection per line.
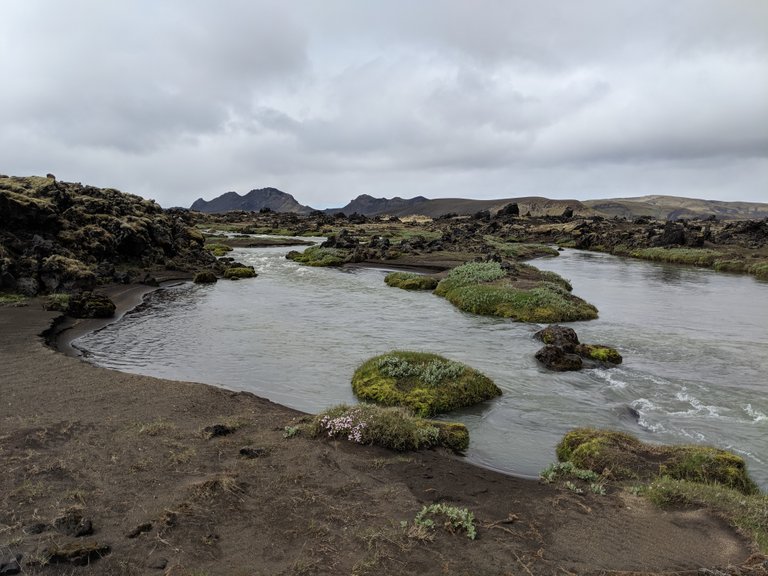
574 344 623 365
384 272 439 291
66 291 116 319
434 261 597 323
204 242 233 257
223 266 257 280
351 351 501 417
193 271 218 284
309 403 469 453
286 245 349 267
556 427 758 494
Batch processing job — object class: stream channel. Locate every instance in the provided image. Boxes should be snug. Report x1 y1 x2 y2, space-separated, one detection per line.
74 243 768 488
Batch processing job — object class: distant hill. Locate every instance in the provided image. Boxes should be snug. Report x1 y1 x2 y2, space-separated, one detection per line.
191 188 314 214
583 195 768 221
192 188 768 221
330 194 588 218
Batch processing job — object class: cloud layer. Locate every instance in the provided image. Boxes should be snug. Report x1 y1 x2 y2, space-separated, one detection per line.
1 0 766 207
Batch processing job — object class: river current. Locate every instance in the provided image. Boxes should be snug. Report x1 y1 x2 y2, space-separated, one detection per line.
74 244 768 488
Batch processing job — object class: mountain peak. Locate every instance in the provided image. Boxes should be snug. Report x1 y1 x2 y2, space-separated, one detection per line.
190 188 314 214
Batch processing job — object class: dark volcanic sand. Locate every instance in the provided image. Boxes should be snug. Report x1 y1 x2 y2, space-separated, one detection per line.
0 290 760 575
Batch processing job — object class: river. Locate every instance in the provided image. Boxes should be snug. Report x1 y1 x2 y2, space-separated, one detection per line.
74 244 768 488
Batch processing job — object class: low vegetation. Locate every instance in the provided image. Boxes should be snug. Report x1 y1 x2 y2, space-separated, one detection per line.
204 242 233 257
556 427 758 494
286 245 349 266
0 292 28 306
409 503 477 540
629 247 723 267
384 272 439 291
645 477 768 553
223 267 257 280
307 403 469 453
433 261 597 322
351 351 501 417
483 237 559 260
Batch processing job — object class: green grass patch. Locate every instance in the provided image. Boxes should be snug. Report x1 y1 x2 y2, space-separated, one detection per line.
443 282 597 322
411 503 477 540
433 261 506 296
42 293 70 311
384 272 439 291
0 292 29 306
713 259 746 273
286 245 349 266
223 267 257 279
748 261 768 280
645 477 768 553
483 236 559 260
629 247 723 267
352 351 501 417
557 427 758 494
309 403 469 453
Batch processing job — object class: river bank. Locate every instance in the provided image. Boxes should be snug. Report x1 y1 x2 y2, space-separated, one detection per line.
0 294 763 574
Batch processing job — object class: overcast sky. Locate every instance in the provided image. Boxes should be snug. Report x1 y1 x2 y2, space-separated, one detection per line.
1 1 766 208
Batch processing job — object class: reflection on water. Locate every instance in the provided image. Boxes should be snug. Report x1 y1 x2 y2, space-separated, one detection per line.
75 246 768 488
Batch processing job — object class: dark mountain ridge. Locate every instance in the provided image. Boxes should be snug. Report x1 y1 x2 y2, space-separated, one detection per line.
192 189 768 221
191 188 314 214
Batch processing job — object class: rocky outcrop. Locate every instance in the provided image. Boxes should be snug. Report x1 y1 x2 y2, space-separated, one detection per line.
534 325 622 371
0 175 216 295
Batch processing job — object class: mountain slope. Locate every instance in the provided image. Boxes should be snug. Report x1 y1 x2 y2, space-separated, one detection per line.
191 188 314 214
584 195 768 221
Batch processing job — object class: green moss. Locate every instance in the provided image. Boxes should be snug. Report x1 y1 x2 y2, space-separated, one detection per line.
645 478 768 553
286 245 349 267
629 247 723 267
483 237 559 260
576 344 623 364
351 351 501 417
443 282 598 323
0 292 29 306
193 271 218 284
223 267 257 279
42 293 70 311
433 261 505 296
748 261 768 280
204 243 233 257
557 427 758 493
309 403 469 453
384 272 439 291
713 259 746 273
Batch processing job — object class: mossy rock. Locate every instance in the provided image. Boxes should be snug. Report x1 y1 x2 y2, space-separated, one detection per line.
193 271 218 284
351 351 501 417
223 267 257 280
384 272 439 291
66 292 116 319
575 344 622 364
286 245 348 267
557 427 758 494
205 243 233 257
429 421 470 453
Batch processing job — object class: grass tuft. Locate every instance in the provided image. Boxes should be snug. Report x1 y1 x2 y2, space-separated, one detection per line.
384 272 439 291
286 245 349 266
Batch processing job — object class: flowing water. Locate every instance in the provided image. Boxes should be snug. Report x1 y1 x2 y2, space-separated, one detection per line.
74 244 768 488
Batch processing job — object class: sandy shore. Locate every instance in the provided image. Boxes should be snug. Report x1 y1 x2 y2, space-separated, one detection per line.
0 291 761 575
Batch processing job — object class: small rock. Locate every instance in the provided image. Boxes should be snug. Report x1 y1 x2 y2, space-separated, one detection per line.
53 508 94 537
0 555 22 575
203 424 234 438
239 447 267 458
23 522 48 534
533 325 580 351
535 345 583 371
45 541 110 566
126 522 152 538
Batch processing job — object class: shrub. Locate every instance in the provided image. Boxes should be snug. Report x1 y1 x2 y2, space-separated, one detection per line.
42 293 70 311
412 503 477 540
557 427 758 494
223 267 257 280
286 245 349 267
384 272 439 291
309 403 469 453
352 351 501 417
